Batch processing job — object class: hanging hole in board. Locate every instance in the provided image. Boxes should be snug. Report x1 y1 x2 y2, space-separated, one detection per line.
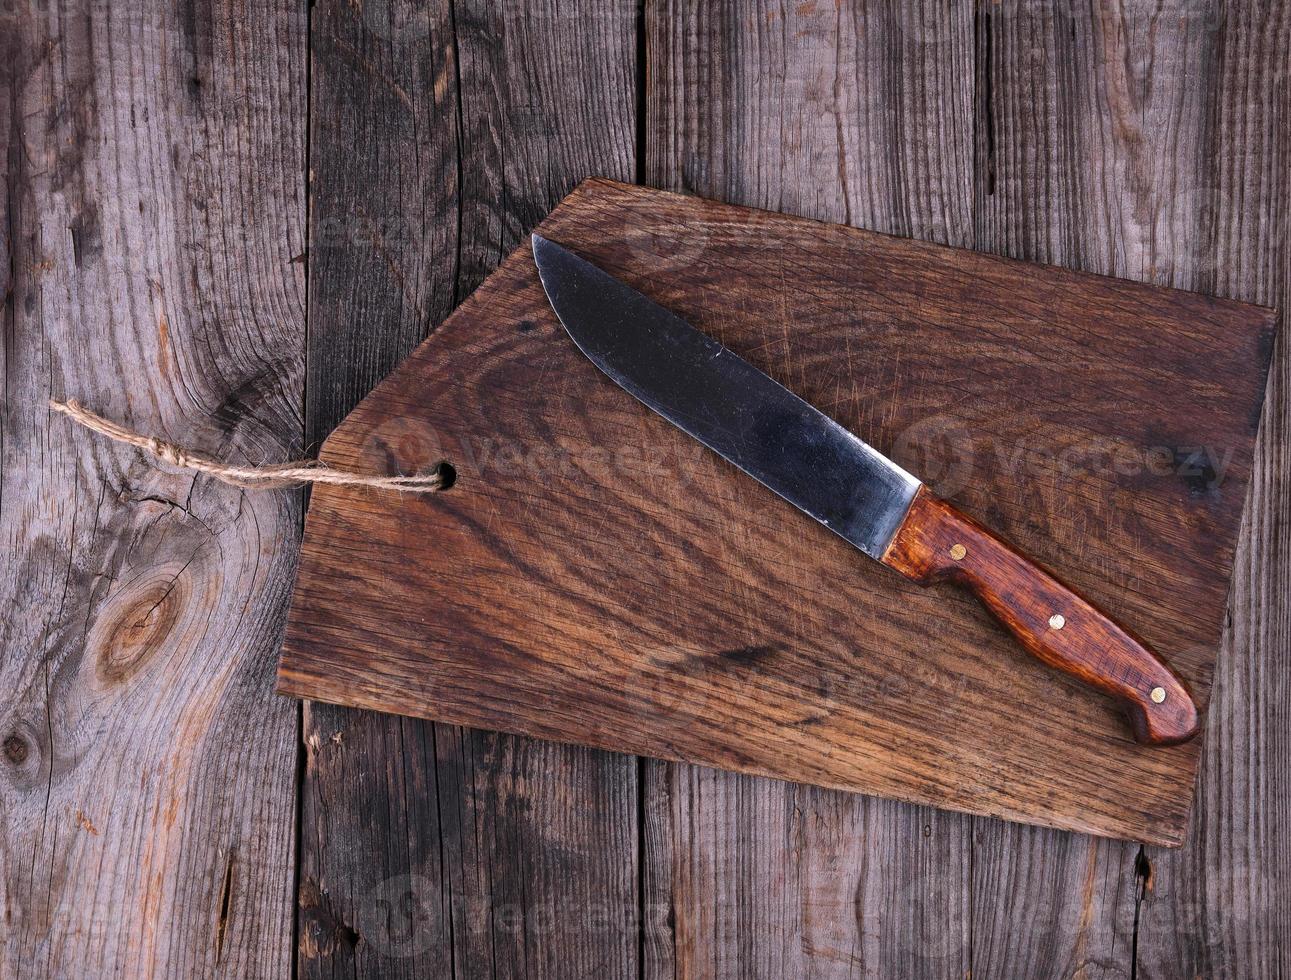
432 460 457 490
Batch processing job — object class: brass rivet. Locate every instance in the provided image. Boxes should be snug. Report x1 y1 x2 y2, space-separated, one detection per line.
1150 686 1167 704
949 544 967 561
1048 614 1065 630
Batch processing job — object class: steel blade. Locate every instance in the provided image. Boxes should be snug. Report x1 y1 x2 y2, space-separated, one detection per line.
532 234 921 559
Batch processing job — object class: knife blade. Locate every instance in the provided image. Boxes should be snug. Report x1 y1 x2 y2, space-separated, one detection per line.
532 234 1199 746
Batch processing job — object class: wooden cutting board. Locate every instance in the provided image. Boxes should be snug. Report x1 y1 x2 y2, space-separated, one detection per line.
278 178 1277 845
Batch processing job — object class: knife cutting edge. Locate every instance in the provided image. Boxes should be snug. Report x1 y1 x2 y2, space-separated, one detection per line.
531 233 1200 746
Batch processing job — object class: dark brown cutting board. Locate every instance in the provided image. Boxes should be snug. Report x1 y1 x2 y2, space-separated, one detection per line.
278 179 1277 845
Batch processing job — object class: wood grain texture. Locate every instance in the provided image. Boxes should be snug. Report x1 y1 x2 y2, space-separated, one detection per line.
280 177 1274 847
297 1 641 977
0 1 304 976
883 487 1200 745
641 762 972 980
4 0 1282 975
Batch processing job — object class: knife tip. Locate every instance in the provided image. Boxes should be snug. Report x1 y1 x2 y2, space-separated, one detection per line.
531 234 560 298
531 232 558 267
531 233 567 282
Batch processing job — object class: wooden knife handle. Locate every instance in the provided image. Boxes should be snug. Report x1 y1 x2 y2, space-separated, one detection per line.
881 487 1200 746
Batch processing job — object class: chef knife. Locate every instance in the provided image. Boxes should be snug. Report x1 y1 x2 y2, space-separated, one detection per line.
532 234 1200 746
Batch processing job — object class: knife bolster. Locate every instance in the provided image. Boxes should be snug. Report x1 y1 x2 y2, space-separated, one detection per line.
881 486 1200 746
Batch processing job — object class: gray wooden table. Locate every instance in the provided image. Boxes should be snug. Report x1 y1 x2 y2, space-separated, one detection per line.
3 1 1286 977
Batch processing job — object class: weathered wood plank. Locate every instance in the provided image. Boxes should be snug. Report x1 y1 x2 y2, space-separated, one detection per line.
297 1 640 977
968 0 1198 973
1133 1 1291 976
642 2 977 975
0 1 304 977
973 1 1289 977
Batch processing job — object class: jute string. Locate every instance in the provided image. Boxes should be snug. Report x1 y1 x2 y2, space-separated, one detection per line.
50 399 445 493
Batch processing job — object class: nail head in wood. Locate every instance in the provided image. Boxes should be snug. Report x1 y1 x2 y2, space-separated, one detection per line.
949 543 967 561
1150 686 1167 704
1049 614 1065 630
